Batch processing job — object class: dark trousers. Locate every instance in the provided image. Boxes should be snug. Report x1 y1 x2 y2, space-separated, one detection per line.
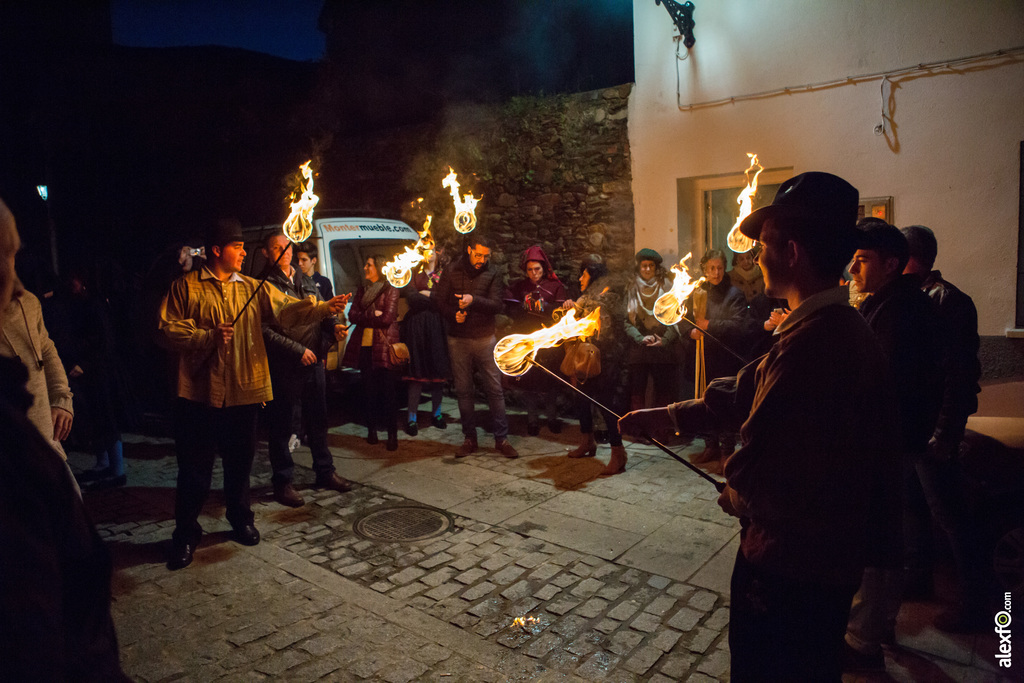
576 375 622 447
267 364 335 484
729 549 857 682
628 362 679 411
359 348 398 436
172 399 257 544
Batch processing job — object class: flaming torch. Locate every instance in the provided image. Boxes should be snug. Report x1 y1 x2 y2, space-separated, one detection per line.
652 254 746 365
442 167 480 234
725 153 764 254
493 307 723 491
494 308 601 377
231 160 321 325
382 215 435 288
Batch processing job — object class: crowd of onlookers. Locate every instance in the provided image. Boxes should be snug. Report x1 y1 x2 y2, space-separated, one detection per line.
0 175 991 677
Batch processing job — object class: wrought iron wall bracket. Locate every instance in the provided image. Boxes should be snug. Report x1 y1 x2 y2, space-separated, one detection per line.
655 0 696 49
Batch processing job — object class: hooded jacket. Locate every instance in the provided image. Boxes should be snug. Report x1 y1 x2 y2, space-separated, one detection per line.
0 284 73 458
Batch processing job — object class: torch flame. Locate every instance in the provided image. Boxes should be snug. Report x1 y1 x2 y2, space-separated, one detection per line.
442 167 480 234
282 160 319 244
382 216 435 288
511 616 540 631
725 153 764 254
653 254 705 326
494 308 601 377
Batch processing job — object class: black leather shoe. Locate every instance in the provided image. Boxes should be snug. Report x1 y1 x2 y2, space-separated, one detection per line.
167 540 197 571
366 430 379 445
432 414 447 430
405 421 418 436
232 524 260 547
527 422 540 436
548 419 563 434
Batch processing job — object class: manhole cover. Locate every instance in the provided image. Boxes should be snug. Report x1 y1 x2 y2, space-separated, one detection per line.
352 505 454 542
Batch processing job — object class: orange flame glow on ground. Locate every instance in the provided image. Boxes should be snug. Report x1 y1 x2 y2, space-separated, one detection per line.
654 254 705 326
283 160 319 243
725 153 764 254
442 167 480 234
382 216 435 288
494 308 601 377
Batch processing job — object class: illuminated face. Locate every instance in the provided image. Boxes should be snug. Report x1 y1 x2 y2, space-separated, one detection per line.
468 244 491 270
638 260 657 281
526 261 544 284
363 257 379 283
849 249 896 295
579 269 591 292
758 220 789 298
295 250 315 276
734 251 755 270
216 241 247 273
263 235 292 270
703 258 726 286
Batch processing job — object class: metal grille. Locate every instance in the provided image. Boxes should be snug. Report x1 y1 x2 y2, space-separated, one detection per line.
353 506 453 542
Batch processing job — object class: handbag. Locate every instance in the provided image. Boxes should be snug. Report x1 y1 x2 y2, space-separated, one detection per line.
389 342 410 366
560 340 601 383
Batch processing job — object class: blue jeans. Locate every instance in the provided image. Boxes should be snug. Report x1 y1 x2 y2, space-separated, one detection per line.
447 335 508 441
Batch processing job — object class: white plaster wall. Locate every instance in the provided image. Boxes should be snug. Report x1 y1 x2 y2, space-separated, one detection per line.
630 0 1024 335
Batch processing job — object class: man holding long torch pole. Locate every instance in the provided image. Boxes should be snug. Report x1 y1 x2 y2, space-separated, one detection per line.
159 218 348 571
619 173 901 681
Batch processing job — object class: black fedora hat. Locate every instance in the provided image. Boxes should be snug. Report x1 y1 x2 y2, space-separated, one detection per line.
739 172 859 243
204 218 244 249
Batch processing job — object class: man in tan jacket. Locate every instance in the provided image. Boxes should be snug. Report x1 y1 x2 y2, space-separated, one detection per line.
159 218 347 570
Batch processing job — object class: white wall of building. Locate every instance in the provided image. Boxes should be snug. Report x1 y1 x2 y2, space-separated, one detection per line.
630 0 1024 335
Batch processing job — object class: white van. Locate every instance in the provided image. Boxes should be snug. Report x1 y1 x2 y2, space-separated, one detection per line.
242 214 420 367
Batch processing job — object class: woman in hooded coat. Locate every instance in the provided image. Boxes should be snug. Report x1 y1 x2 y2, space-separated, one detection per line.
505 245 567 435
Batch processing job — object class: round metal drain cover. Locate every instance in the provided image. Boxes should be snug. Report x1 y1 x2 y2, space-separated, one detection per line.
353 505 454 542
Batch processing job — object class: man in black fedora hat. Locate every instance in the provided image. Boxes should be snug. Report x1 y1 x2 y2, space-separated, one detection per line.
159 218 349 570
620 172 900 680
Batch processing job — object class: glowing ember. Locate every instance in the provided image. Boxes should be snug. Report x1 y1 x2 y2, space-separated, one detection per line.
382 216 435 288
282 160 319 243
511 616 540 630
494 308 601 377
441 167 480 234
653 254 705 326
725 153 764 254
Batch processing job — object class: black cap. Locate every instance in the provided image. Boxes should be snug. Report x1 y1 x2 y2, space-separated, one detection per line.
739 172 859 244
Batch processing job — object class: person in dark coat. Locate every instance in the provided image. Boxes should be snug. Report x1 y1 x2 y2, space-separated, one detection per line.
561 254 629 475
295 241 334 301
901 224 986 633
0 198 129 681
623 248 679 411
259 233 353 508
619 172 901 681
682 249 749 467
434 235 519 459
343 254 401 451
505 245 567 436
400 248 451 435
844 219 942 671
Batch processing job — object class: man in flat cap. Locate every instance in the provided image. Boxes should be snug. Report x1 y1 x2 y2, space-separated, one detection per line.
159 218 348 570
620 173 900 680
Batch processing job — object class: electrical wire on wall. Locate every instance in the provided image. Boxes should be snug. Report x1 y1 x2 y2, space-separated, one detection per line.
676 45 1024 136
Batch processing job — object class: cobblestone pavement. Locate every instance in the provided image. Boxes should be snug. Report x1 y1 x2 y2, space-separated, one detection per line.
79 436 732 682
74 397 1008 681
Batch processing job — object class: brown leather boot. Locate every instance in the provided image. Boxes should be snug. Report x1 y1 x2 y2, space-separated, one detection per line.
600 446 627 476
568 435 597 458
273 482 305 508
456 437 478 457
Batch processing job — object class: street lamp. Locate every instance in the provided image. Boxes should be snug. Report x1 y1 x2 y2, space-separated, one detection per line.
36 183 58 276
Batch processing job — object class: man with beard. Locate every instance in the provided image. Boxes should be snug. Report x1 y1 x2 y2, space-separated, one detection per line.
435 235 518 459
619 173 900 680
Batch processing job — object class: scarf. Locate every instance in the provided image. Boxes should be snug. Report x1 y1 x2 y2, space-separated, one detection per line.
361 280 386 308
627 275 668 326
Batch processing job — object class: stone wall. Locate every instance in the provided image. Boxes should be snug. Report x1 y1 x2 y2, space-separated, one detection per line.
323 84 635 287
